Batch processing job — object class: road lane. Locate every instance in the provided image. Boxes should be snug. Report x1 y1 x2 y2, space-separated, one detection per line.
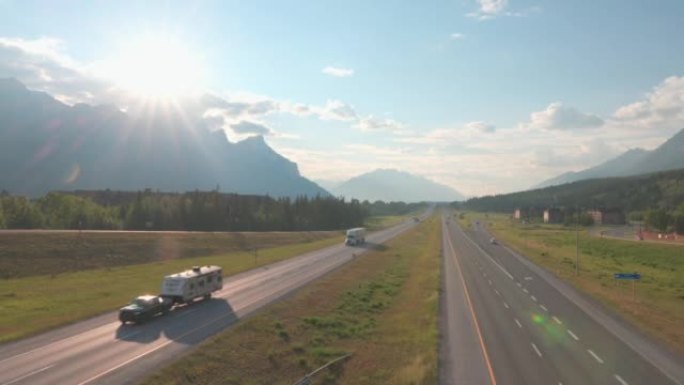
442 216 684 385
439 218 493 385
0 212 430 385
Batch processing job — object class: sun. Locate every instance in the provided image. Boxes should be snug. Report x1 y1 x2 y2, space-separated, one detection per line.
104 35 203 98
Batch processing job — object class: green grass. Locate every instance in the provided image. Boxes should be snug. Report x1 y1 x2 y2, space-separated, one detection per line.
0 236 343 343
473 213 684 353
142 216 441 385
364 215 410 231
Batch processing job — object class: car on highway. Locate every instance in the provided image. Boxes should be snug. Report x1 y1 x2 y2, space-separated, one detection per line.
119 295 172 324
489 237 497 245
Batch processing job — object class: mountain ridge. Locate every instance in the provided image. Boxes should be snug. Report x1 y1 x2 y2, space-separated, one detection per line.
0 78 328 198
332 169 464 202
535 129 684 188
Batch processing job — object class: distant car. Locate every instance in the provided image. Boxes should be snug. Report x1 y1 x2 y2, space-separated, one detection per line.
489 237 497 245
119 295 171 324
412 217 420 223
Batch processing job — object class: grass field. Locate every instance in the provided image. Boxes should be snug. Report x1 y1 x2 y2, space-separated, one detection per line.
0 235 344 343
142 216 441 385
364 215 411 231
463 212 684 353
0 230 340 279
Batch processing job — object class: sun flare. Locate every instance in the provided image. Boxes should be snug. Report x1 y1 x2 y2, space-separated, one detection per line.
104 35 203 98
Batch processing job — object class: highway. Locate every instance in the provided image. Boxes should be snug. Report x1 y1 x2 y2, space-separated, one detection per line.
0 214 427 385
440 213 684 385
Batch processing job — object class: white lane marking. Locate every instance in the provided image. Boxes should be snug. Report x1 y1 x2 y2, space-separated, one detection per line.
503 302 509 309
567 329 579 341
3 364 55 385
488 279 492 285
530 295 537 302
539 304 548 312
588 349 604 364
525 276 533 281
461 231 514 280
552 316 563 325
516 282 522 288
494 289 500 296
78 275 309 385
614 374 629 385
515 318 522 328
523 288 529 294
531 343 543 357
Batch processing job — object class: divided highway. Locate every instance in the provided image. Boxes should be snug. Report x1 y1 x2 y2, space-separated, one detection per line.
0 213 428 385
440 213 684 385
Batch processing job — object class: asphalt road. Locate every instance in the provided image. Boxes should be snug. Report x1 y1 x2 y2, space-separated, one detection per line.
0 214 429 385
440 214 684 385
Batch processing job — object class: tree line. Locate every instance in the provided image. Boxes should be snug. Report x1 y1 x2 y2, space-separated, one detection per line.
457 169 684 233
0 190 424 231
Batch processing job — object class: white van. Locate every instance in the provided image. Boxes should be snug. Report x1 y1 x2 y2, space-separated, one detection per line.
345 227 366 246
161 265 223 304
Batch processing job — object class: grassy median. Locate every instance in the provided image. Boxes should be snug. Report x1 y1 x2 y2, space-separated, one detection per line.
468 212 684 354
142 216 441 385
0 235 343 343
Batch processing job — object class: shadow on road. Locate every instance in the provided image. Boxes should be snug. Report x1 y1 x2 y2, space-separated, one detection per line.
355 242 387 252
115 298 237 345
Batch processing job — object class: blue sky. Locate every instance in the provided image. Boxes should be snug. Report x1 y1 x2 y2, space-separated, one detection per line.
1 0 683 195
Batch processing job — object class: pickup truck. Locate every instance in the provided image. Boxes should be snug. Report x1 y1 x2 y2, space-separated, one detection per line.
119 295 172 324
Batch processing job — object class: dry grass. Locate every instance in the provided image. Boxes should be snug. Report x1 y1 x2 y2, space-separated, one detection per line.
0 230 340 279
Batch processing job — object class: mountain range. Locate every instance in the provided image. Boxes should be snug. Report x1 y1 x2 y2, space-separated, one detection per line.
329 169 465 202
536 129 684 188
0 78 328 198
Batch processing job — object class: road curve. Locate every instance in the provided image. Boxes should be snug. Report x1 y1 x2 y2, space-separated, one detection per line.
440 214 684 385
0 212 430 385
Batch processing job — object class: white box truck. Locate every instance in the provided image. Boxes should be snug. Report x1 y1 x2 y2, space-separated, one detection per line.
345 227 366 246
161 265 223 304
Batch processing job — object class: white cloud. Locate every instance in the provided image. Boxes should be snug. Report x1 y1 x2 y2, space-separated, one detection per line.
317 99 358 121
465 121 496 133
611 76 684 130
230 120 272 136
355 116 407 132
322 66 354 78
395 121 496 147
466 0 540 20
450 33 465 40
467 0 507 19
521 102 604 131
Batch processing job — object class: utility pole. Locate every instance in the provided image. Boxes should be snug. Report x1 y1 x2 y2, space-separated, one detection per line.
575 204 580 276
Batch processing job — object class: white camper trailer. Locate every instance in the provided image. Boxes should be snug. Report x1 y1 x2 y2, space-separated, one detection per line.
345 227 366 246
161 265 223 304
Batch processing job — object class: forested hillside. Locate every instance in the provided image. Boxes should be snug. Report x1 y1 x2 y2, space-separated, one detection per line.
0 190 425 231
461 169 684 214
0 190 367 231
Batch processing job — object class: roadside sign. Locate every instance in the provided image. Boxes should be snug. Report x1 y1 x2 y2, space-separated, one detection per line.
614 273 641 280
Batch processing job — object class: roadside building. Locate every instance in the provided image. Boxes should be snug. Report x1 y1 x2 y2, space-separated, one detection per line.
514 207 543 222
587 208 625 225
514 208 523 220
543 208 565 224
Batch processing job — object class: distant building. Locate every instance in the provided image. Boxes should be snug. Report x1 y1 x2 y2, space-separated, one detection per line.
543 208 565 224
514 207 543 222
587 208 625 225
514 208 523 220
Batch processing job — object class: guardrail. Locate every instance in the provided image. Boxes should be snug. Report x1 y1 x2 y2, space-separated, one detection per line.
292 353 352 385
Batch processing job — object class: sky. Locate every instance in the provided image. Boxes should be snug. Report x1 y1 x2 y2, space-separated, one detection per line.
0 0 683 196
